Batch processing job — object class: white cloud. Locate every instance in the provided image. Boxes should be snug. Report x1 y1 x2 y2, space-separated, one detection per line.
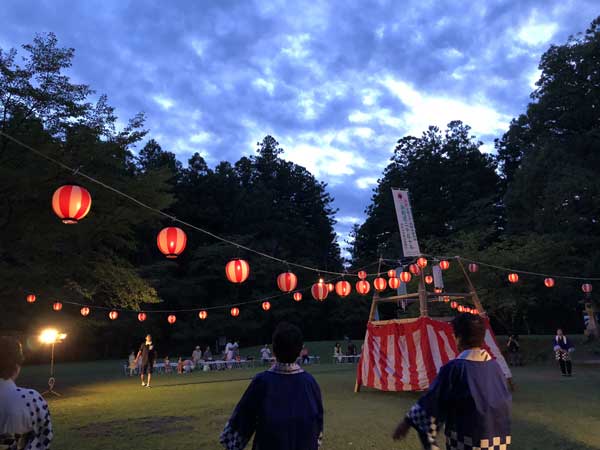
348 110 371 123
517 15 558 46
282 33 311 59
189 131 211 143
356 176 378 189
253 77 275 95
354 127 374 139
337 216 362 225
152 95 175 110
282 140 367 178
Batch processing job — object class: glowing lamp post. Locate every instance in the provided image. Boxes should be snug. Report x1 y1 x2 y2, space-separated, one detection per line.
39 328 67 397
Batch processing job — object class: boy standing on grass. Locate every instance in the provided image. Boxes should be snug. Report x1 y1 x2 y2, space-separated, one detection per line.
393 313 512 450
135 334 157 388
220 322 324 450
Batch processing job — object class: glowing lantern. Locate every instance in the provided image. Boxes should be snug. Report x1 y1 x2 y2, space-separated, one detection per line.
262 301 271 311
230 307 240 317
425 275 433 285
26 294 36 304
458 305 464 313
544 278 555 288
327 283 335 292
439 260 450 270
387 269 396 278
443 296 450 303
388 277 400 289
468 263 479 273
356 280 371 296
52 302 62 311
198 310 207 320
434 287 443 294
417 257 428 268
358 270 367 280
374 277 387 292
80 306 90 317
311 283 329 301
409 264 420 275
51 185 92 224
167 314 176 324
400 272 412 283
472 309 479 315
293 292 303 302
109 310 118 320
156 227 187 259
335 280 352 297
277 272 298 292
450 301 458 309
225 259 250 283
508 273 519 284
138 312 147 322
582 283 593 293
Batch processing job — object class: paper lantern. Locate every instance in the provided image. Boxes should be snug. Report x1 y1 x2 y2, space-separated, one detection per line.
387 269 396 278
311 283 329 301
109 310 118 320
468 263 479 273
457 305 465 313
80 306 90 317
167 314 177 324
157 227 187 259
52 185 92 224
262 301 271 311
293 292 303 302
409 264 420 275
417 257 428 268
472 309 479 315
439 260 450 270
358 270 367 280
230 307 240 317
544 278 555 288
225 259 250 283
434 287 443 294
138 312 147 322
198 310 207 320
508 273 519 284
335 280 352 297
277 272 298 292
400 272 412 283
582 283 593 293
443 296 450 303
327 283 335 292
374 277 387 292
26 294 36 304
52 302 62 311
388 277 400 289
425 275 433 285
356 280 371 295
450 301 458 309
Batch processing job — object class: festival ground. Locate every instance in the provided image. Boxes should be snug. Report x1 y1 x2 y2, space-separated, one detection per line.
19 344 600 450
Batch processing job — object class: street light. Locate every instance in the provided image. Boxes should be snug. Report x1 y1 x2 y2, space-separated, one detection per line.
39 328 67 397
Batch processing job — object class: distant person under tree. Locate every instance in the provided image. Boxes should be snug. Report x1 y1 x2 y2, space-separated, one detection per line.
135 334 157 388
553 329 575 377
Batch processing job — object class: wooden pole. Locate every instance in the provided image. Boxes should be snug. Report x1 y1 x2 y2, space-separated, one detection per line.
456 257 486 315
418 265 428 317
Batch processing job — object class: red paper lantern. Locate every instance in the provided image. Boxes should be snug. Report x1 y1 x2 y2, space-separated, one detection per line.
138 312 147 322
335 280 352 297
293 292 303 302
374 277 387 292
156 227 187 259
472 309 479 315
311 283 329 301
424 275 434 285
109 310 118 320
167 314 177 324
400 272 412 283
458 305 465 313
262 301 271 311
387 269 396 278
52 185 92 224
468 263 479 273
198 310 207 320
277 272 298 292
409 264 421 275
356 280 371 296
450 301 458 309
439 260 450 270
544 278 555 288
80 306 90 316
417 257 428 268
388 277 400 289
230 307 240 317
508 273 519 284
52 302 62 311
357 270 367 280
326 282 335 293
443 296 450 303
434 287 443 294
26 294 36 304
225 259 250 283
582 283 593 293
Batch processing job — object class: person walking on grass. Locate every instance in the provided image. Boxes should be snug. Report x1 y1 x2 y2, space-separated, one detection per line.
554 328 575 377
220 322 324 450
135 334 157 388
393 313 512 450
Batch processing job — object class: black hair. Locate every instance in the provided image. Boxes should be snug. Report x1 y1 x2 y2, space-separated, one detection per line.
452 313 486 348
0 337 24 379
272 322 303 363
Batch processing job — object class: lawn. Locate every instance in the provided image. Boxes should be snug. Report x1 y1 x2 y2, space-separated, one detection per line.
18 353 600 450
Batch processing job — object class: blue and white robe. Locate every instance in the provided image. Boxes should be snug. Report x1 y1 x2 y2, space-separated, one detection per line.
220 363 323 450
553 336 574 361
406 349 512 450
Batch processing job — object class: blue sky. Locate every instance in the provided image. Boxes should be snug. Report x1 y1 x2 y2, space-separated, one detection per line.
1 0 597 253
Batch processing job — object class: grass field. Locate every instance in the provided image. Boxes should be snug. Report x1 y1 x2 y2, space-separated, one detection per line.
18 351 600 450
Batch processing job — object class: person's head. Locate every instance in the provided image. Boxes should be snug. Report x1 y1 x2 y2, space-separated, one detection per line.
196 346 200 350
452 313 486 351
557 328 564 336
272 322 303 363
0 337 25 380
145 334 152 342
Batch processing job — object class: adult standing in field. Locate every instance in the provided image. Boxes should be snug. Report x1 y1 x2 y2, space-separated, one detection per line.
260 344 272 366
204 346 213 360
553 329 575 377
0 337 53 450
136 334 157 388
220 322 324 450
128 350 137 376
300 345 310 365
506 335 522 367
392 313 512 450
192 346 203 368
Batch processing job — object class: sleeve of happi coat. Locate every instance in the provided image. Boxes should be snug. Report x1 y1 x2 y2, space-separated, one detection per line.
405 365 451 450
220 377 261 450
23 391 53 450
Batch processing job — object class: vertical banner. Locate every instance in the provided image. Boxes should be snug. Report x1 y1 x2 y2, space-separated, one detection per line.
391 189 421 257
432 265 444 290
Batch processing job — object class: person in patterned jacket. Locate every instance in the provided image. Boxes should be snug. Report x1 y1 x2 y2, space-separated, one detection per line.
392 313 512 450
0 337 53 450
